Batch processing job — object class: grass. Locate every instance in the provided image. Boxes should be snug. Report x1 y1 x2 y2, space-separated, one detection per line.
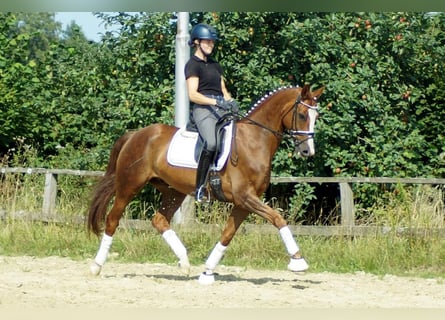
0 218 444 278
0 168 444 278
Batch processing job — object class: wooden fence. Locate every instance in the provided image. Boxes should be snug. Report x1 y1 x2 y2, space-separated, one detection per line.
1 167 445 236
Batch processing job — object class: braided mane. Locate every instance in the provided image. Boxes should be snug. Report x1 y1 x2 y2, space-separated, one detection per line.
246 85 300 116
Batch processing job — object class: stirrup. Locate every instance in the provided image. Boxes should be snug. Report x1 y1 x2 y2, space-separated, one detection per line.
195 185 210 203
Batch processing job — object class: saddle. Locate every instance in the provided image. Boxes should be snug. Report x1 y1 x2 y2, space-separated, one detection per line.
167 115 235 202
167 114 234 171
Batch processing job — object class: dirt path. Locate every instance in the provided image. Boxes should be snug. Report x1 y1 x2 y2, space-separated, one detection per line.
0 255 444 308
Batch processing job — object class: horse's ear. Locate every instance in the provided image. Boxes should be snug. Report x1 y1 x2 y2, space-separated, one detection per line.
301 84 311 98
312 86 325 99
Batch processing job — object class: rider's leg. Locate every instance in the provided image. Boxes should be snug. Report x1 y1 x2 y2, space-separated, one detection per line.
195 148 215 202
192 106 219 202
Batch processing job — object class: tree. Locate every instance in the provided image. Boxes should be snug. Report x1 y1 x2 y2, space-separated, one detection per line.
1 12 444 222
0 12 60 157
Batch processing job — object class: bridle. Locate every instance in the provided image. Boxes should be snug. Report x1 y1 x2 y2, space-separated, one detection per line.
243 94 319 147
230 92 319 165
288 95 319 146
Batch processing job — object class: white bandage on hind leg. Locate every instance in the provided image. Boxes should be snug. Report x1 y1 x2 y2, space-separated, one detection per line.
279 226 299 256
94 233 113 266
162 229 188 260
205 242 227 274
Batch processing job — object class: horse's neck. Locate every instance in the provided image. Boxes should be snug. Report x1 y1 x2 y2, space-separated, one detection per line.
246 90 295 133
237 91 295 159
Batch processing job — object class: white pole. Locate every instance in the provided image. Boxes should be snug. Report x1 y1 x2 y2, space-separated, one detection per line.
173 12 194 225
174 12 190 128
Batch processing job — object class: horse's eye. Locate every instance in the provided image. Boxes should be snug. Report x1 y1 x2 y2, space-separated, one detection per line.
298 113 307 121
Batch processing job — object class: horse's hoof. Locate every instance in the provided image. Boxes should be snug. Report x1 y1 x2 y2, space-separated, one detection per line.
90 262 102 276
198 272 215 285
178 257 191 276
287 257 309 273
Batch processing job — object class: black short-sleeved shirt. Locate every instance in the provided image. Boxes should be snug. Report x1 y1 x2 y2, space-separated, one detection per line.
184 55 223 96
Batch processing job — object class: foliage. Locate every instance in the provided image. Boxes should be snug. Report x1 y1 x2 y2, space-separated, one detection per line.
195 12 445 220
1 12 444 222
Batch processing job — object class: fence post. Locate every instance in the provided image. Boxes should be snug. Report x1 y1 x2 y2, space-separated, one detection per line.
42 173 58 217
339 182 355 227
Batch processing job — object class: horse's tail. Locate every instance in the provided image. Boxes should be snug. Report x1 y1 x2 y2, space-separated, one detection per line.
87 131 134 236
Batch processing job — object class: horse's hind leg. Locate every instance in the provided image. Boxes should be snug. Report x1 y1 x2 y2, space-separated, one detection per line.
90 192 136 275
91 161 149 275
150 184 190 274
198 206 249 285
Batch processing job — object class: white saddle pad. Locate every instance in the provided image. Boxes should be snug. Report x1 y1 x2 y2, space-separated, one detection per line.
167 123 233 171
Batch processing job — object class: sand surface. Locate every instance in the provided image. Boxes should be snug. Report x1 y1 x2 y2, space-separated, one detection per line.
0 255 444 309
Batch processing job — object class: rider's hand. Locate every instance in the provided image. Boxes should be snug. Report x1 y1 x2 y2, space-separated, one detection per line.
228 99 239 113
216 98 239 113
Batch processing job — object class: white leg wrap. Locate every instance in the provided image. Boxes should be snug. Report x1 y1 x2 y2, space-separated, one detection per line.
279 226 299 256
204 242 227 274
94 233 113 266
162 229 187 260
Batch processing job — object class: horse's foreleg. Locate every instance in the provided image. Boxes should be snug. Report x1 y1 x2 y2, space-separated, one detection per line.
198 206 249 285
244 196 309 273
279 225 309 272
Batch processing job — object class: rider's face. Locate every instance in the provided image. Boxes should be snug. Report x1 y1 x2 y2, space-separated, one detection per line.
198 39 215 55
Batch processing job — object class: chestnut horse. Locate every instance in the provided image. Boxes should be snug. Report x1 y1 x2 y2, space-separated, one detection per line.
87 84 324 284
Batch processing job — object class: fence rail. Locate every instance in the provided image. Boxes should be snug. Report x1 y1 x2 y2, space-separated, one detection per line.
2 167 445 236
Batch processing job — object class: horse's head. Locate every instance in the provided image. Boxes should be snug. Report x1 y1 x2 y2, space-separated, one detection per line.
286 84 324 157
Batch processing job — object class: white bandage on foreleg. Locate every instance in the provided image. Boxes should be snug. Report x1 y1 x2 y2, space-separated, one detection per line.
162 229 187 259
279 226 299 256
205 242 227 272
94 233 113 266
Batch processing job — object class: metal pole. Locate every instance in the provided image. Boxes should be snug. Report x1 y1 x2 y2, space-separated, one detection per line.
173 12 194 225
174 12 190 128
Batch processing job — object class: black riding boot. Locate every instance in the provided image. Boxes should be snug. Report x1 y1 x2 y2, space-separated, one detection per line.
195 149 215 202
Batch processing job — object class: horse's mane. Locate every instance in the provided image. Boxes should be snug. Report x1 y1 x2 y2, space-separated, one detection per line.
246 85 300 116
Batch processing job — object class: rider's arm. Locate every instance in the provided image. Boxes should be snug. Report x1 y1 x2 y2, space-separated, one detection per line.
221 78 232 101
186 76 218 106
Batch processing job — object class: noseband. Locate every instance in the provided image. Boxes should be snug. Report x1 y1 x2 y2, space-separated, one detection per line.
288 95 319 146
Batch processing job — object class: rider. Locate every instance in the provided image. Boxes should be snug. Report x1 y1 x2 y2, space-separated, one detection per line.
185 23 239 202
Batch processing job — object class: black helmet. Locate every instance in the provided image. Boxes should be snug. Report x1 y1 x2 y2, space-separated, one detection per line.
188 23 219 46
